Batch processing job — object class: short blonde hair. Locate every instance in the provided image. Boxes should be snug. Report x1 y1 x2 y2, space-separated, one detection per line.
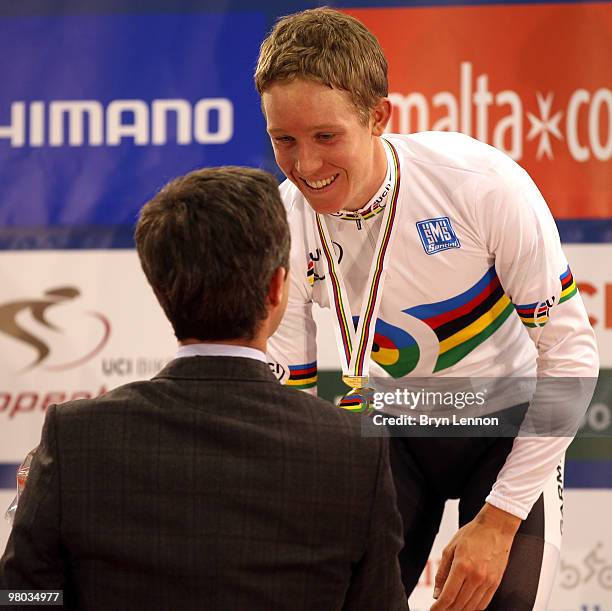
255 7 388 124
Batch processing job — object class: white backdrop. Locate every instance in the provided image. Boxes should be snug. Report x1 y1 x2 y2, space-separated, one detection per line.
0 247 610 608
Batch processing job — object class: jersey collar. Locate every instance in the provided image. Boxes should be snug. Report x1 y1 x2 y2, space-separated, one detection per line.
329 138 395 222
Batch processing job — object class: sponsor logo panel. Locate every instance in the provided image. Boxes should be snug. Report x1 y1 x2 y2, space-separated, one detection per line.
0 251 176 458
345 4 612 219
0 12 266 227
565 245 612 368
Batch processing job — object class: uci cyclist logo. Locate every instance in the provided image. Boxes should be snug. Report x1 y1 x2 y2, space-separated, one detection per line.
268 361 287 383
307 242 344 284
535 297 555 327
0 286 111 372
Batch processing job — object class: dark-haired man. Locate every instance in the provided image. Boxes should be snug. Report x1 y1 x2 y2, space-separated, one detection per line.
0 166 408 611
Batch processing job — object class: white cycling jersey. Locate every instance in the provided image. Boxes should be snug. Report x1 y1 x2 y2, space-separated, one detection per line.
268 131 598 519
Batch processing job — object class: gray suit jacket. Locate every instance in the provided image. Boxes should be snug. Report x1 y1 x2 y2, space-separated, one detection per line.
0 356 407 610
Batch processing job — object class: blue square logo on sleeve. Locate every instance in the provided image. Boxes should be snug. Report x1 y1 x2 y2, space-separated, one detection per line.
416 217 461 255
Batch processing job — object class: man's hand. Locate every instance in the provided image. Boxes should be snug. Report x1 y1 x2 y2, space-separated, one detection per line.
430 503 521 611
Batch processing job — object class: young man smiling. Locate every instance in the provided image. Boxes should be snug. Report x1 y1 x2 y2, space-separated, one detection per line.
256 7 598 611
263 77 389 215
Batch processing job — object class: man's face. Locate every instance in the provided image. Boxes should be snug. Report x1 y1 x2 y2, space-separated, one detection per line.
262 78 389 214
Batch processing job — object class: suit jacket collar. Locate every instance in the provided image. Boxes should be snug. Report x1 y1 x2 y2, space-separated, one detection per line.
153 355 279 384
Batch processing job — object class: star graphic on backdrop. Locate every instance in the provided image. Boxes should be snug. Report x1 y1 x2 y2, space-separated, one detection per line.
526 93 564 160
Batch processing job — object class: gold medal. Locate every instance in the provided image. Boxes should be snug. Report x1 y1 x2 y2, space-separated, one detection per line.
338 386 375 414
340 376 374 413
342 374 369 390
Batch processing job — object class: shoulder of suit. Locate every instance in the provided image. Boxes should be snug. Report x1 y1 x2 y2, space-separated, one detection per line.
275 384 382 442
49 379 153 418
51 379 383 454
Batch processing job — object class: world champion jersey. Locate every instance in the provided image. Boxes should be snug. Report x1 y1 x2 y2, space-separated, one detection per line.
268 131 598 518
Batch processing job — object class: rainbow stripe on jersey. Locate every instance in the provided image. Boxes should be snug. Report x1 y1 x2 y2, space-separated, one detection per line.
515 302 550 327
286 361 317 389
559 265 578 304
336 205 385 222
515 265 578 328
369 318 420 378
405 266 514 372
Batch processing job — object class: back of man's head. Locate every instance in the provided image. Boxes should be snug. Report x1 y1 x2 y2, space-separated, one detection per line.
135 166 289 342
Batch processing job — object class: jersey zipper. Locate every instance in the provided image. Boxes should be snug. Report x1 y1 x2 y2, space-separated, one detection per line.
353 212 377 250
362 215 377 250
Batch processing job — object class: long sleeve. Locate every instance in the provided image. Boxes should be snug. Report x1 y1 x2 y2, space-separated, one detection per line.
477 159 599 518
268 197 319 395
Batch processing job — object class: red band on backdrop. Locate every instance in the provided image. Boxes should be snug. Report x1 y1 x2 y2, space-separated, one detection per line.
345 3 611 219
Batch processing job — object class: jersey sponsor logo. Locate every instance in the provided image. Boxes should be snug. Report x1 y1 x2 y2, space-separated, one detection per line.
556 463 564 535
372 182 391 209
416 217 461 255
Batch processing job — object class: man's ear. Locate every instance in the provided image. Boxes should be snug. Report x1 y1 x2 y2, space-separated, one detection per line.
371 97 392 136
266 266 287 308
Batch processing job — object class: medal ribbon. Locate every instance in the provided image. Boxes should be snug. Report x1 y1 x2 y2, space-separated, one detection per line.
316 139 401 384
